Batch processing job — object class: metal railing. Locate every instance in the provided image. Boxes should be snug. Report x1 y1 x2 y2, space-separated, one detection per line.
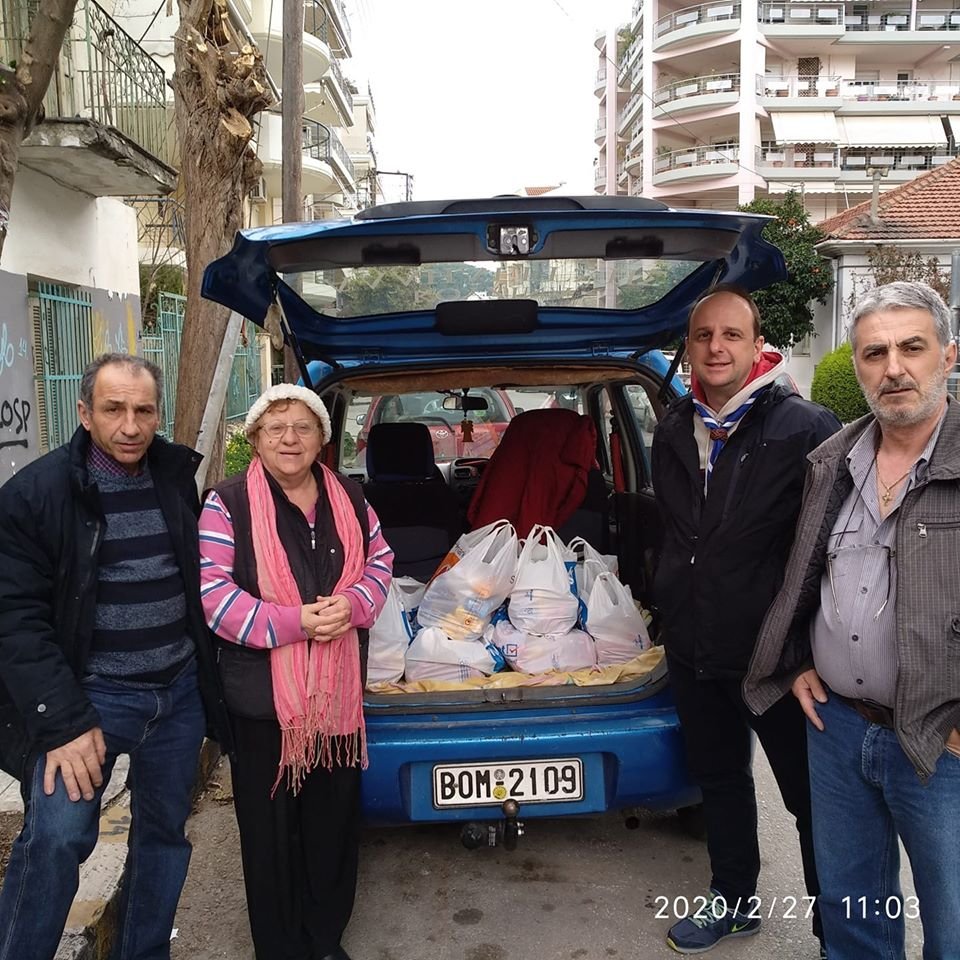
757 5 960 32
0 0 172 167
758 3 844 26
655 2 741 39
329 0 352 41
654 144 740 174
304 0 329 44
596 67 608 86
302 119 355 183
653 72 741 106
757 74 960 101
756 145 960 173
595 118 607 138
326 56 354 115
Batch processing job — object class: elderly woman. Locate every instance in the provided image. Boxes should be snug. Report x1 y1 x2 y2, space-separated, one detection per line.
199 383 393 960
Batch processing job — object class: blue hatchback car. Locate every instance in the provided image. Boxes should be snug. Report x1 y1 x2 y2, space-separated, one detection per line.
202 196 786 842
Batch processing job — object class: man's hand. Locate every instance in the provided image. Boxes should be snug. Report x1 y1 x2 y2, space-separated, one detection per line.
310 595 353 640
946 727 960 758
791 669 828 732
44 728 107 802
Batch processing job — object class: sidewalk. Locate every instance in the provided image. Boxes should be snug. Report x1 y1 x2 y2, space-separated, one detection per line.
0 740 219 960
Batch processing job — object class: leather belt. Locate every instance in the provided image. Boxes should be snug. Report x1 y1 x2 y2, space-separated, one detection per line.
834 693 895 729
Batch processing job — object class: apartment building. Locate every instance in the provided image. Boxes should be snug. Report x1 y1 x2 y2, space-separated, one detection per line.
596 0 960 219
0 0 174 483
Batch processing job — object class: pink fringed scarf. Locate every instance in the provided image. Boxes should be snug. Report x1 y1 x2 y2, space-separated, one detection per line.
246 457 368 794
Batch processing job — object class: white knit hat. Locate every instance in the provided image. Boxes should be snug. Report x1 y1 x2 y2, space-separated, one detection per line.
244 383 332 445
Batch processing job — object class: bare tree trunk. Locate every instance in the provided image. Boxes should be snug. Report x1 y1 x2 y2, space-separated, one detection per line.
0 0 79 258
172 0 272 449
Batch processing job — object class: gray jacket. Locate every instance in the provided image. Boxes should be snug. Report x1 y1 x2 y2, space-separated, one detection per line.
743 397 960 780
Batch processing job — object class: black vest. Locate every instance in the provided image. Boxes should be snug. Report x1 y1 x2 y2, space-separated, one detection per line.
213 466 370 719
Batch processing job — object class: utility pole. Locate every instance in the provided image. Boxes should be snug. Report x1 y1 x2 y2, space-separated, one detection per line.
281 0 304 382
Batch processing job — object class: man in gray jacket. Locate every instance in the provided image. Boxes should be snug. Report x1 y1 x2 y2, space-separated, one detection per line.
744 281 960 960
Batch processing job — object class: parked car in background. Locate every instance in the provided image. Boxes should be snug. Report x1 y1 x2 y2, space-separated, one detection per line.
203 195 787 843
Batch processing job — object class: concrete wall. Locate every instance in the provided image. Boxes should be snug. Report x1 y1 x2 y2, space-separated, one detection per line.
0 169 142 484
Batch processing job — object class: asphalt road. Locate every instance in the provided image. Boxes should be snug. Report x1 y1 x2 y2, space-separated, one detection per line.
171 751 922 960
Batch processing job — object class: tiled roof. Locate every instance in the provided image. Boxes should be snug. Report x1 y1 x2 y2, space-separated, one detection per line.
818 158 960 241
523 185 563 196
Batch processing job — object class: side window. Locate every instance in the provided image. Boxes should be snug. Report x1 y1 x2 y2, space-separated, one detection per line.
342 395 372 468
625 384 660 485
596 390 615 477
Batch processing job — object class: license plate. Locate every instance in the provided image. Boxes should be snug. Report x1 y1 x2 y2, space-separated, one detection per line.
432 758 584 808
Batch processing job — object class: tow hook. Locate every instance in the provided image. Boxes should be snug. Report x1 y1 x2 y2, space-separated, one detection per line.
459 799 525 850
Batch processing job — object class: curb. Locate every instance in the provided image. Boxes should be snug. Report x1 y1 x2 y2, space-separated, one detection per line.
55 738 223 960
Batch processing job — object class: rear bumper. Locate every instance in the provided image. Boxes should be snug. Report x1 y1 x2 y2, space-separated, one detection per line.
360 687 698 824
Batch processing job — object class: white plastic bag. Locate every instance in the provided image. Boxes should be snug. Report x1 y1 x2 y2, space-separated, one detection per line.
367 583 414 685
404 627 500 682
584 571 652 666
488 620 596 675
508 525 579 636
568 536 618 601
394 576 426 628
417 521 518 641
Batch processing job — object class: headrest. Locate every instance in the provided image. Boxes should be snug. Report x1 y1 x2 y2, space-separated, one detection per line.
366 422 437 482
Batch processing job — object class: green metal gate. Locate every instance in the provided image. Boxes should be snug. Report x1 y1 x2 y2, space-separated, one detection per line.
32 281 95 452
141 292 185 436
142 292 261 436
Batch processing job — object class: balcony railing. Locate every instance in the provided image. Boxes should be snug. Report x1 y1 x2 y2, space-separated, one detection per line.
654 72 741 107
329 0 352 40
595 118 607 139
758 75 960 101
654 144 740 175
303 119 355 185
757 144 959 173
758 3 844 26
327 56 354 115
758 4 960 32
0 0 172 166
655 2 741 40
595 166 607 186
304 0 329 44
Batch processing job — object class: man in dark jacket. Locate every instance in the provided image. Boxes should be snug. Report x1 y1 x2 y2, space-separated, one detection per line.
0 354 229 960
652 286 839 956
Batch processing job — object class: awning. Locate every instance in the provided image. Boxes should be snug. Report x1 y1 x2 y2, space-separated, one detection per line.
769 111 840 144
838 115 947 147
947 116 960 141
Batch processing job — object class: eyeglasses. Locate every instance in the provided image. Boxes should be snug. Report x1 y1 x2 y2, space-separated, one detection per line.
260 420 320 440
826 542 894 622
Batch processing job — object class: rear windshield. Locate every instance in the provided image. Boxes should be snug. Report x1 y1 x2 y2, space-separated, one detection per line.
296 258 700 318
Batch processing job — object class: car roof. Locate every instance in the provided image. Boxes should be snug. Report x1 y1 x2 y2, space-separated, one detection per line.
202 196 786 373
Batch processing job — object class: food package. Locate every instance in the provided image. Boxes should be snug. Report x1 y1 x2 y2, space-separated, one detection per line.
508 524 579 636
367 577 426 685
404 626 502 683
584 571 652 666
488 620 597 675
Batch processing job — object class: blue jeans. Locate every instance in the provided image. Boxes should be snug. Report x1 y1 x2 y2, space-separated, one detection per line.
0 662 205 960
807 693 960 960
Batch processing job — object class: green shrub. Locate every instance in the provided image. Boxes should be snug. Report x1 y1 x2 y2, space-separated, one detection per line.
224 431 254 476
811 341 869 423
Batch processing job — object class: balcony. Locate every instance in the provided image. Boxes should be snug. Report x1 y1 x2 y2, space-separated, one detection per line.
757 3 845 37
595 118 608 143
625 149 643 175
653 73 740 116
756 145 959 185
258 114 351 199
653 2 741 51
305 53 354 125
617 89 644 135
652 144 740 185
596 68 608 95
252 0 331 86
758 75 960 107
594 165 607 190
0 0 176 196
628 121 644 153
325 0 352 57
758 4 960 35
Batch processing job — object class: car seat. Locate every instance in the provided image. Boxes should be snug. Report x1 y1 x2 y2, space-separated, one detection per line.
467 408 610 548
362 422 462 580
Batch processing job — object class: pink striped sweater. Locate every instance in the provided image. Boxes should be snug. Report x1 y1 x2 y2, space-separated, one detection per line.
199 489 393 648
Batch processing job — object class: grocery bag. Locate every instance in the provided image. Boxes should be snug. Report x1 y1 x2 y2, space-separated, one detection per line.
367 581 415 685
584 571 652 666
568 537 618 623
394 576 427 631
404 627 501 682
508 525 579 636
488 620 596 675
417 521 518 641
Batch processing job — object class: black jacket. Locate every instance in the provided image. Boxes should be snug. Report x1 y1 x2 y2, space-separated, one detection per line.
0 427 231 779
651 384 840 678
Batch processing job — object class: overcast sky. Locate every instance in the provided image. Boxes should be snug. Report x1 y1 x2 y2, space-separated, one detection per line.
348 0 633 202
